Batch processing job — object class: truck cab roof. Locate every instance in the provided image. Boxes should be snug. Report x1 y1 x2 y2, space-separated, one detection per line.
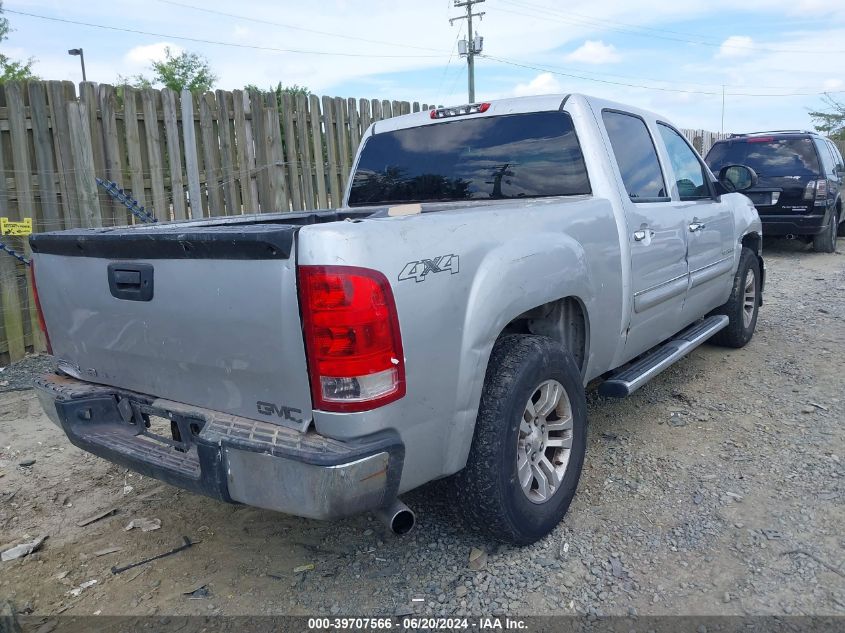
369 94 672 135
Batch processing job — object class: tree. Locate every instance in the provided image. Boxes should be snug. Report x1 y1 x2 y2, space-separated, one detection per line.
809 94 845 140
124 47 216 92
0 2 38 83
244 82 311 101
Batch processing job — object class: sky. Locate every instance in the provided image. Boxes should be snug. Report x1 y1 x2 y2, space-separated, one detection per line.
2 0 845 134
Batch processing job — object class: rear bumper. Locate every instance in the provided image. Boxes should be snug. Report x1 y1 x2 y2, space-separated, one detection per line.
758 213 827 236
34 373 403 520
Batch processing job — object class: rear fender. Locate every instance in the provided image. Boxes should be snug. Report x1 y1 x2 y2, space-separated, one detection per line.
443 233 591 474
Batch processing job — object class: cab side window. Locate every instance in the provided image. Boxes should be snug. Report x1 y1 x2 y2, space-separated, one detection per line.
602 111 668 202
657 124 712 200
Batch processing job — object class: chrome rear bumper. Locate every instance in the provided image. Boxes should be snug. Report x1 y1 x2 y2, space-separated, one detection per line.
34 373 403 520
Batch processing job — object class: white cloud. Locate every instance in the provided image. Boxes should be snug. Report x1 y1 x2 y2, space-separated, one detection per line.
823 78 844 90
716 36 754 58
564 40 621 64
512 72 565 97
125 42 183 67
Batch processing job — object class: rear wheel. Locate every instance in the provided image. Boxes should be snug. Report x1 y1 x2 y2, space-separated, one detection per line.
449 335 587 545
813 210 839 253
710 247 760 348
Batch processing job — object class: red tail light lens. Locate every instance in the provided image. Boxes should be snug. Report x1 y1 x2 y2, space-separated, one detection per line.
298 265 405 412
29 261 53 355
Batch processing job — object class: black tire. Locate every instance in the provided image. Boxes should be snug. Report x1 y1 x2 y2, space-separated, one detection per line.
813 210 838 253
838 210 845 237
710 247 761 348
448 335 587 545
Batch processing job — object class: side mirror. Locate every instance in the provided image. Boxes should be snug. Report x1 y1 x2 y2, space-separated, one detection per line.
718 164 758 193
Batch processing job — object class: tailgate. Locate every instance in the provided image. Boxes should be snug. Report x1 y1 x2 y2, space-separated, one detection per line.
747 175 814 214
30 223 312 430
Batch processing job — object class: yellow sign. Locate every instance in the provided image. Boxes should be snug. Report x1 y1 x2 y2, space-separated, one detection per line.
0 218 32 236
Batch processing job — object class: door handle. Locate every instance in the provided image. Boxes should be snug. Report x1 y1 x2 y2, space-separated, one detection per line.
689 222 706 232
108 263 154 301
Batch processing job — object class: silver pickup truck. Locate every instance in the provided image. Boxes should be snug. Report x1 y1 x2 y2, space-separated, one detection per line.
30 94 763 545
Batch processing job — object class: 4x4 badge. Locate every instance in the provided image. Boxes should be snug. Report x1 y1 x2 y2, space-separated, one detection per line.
398 254 460 283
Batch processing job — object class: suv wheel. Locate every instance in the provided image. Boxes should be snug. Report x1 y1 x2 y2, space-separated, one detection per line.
813 210 839 253
448 335 587 545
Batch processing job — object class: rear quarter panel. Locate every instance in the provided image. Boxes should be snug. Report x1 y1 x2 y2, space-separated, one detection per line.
297 195 625 492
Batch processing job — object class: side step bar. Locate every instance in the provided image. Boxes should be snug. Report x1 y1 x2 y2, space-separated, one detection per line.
599 315 729 398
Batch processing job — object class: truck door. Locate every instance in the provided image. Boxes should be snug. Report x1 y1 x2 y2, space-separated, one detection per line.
655 123 735 319
600 110 689 360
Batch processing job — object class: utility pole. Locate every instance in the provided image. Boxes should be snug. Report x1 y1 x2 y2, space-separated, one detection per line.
450 0 485 103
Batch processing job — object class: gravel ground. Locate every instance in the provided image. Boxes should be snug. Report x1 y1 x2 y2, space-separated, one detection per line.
0 237 843 619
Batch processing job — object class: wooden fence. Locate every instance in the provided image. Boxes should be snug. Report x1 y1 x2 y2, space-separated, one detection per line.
0 80 439 362
0 80 733 363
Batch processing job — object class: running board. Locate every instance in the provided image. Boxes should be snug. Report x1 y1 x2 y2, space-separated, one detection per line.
599 315 729 398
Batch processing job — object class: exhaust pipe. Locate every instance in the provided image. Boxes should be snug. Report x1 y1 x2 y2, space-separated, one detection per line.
785 233 795 240
375 499 415 535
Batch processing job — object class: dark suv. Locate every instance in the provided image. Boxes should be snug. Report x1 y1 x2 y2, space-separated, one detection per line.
705 131 843 252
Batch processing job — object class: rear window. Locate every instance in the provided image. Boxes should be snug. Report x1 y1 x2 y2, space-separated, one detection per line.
705 137 821 178
347 111 591 206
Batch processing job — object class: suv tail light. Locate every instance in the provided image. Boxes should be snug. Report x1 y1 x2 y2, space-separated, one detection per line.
298 265 405 412
29 261 53 354
803 180 827 202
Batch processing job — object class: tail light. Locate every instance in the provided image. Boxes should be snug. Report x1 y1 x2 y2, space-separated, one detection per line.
298 265 405 412
29 261 53 354
803 180 828 202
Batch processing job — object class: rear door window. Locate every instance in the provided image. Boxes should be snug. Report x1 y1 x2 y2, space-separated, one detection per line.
705 137 821 178
824 140 842 174
829 141 844 168
602 111 668 202
657 124 712 200
814 139 836 177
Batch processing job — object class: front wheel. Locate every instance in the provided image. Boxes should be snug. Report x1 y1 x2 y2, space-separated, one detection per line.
448 335 587 545
710 247 761 348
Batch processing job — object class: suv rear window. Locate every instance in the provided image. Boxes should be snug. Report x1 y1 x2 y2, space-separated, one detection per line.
705 137 821 178
347 111 591 206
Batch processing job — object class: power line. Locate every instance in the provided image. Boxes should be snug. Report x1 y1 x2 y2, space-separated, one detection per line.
3 9 450 59
499 0 845 55
482 55 845 97
436 26 465 102
503 0 740 45
479 55 841 92
156 0 446 53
